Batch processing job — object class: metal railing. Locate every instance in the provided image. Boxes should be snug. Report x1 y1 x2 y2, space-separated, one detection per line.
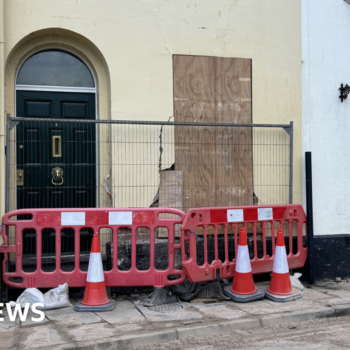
4 115 293 277
6 115 293 208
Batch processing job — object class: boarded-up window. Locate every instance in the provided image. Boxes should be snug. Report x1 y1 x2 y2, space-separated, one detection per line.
173 55 253 211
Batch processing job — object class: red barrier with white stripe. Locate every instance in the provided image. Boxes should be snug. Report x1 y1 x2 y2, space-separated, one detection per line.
0 208 186 289
180 205 308 283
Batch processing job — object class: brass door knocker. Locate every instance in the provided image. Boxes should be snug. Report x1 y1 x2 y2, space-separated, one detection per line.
52 167 64 186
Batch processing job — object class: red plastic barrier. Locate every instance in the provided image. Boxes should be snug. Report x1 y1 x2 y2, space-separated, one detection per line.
180 205 308 283
0 208 186 289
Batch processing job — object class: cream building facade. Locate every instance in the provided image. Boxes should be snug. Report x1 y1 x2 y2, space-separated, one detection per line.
0 0 302 245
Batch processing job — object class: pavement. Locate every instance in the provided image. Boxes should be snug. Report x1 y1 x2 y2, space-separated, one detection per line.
133 315 350 350
1 280 350 350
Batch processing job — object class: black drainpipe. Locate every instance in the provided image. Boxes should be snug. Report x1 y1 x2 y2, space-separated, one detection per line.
305 152 315 284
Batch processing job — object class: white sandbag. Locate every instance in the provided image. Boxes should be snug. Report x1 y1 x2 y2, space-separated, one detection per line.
42 283 72 310
290 272 304 291
10 288 44 309
10 283 72 310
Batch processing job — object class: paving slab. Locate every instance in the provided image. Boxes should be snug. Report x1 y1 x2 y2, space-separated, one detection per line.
115 299 137 310
18 324 66 349
191 303 248 319
0 326 18 349
318 297 350 307
114 323 144 332
188 301 221 309
0 308 49 328
237 295 326 316
63 322 119 342
95 307 146 325
321 290 350 301
20 310 50 328
136 302 203 322
314 281 350 291
43 306 75 316
40 329 178 350
47 311 103 325
0 324 10 333
301 288 332 300
308 285 332 293
224 299 268 308
20 317 50 328
0 314 18 330
176 318 260 339
260 306 335 327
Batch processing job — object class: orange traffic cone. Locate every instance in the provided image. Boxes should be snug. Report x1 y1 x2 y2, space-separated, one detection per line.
265 229 301 302
223 228 264 302
75 233 115 312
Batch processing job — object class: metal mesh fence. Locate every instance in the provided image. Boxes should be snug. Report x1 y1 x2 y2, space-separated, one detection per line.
5 116 293 273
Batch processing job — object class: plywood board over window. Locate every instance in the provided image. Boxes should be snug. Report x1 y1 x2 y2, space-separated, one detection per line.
173 55 253 211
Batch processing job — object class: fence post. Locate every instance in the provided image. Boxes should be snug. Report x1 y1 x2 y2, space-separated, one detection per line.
5 113 11 213
289 121 294 204
1 113 12 302
305 151 315 284
0 252 7 302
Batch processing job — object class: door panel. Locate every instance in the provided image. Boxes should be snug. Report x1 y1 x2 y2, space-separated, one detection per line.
62 102 86 118
16 90 96 209
26 101 51 117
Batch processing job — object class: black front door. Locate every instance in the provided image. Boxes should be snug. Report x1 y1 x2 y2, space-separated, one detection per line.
16 90 96 209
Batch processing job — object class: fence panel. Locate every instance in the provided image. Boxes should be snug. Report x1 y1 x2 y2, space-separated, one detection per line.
180 204 307 283
6 116 293 215
2 116 294 293
0 208 186 289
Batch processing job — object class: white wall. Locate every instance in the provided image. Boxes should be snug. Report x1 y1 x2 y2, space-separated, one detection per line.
302 0 350 236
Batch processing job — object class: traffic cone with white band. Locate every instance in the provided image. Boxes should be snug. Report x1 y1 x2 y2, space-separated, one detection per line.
75 233 115 312
265 228 301 302
223 228 265 302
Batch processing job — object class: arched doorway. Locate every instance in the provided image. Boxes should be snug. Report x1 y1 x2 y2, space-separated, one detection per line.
16 49 97 209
